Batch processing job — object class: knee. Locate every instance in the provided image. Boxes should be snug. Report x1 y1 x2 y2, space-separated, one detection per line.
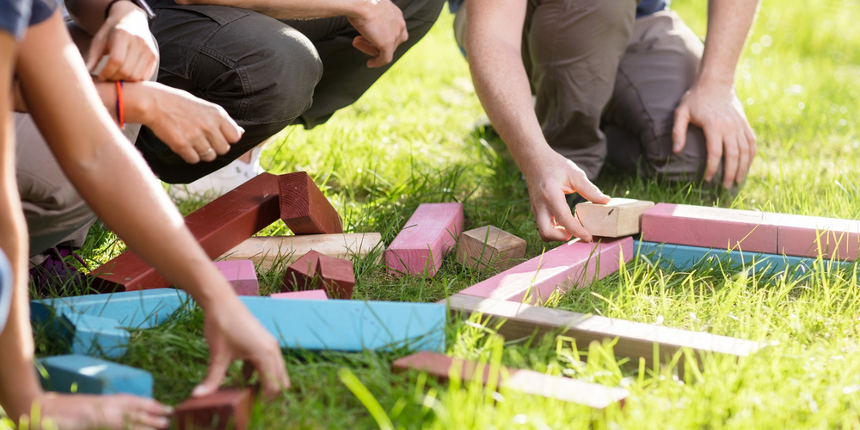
642 125 709 182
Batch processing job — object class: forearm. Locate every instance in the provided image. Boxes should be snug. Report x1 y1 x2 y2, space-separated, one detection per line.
66 0 115 36
698 0 760 88
178 0 372 20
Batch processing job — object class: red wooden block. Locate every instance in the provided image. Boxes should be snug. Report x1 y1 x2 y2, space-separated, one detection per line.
278 172 343 235
385 203 464 276
458 237 632 304
281 250 322 292
90 173 280 292
271 290 329 300
318 255 355 299
174 388 253 430
214 260 259 296
641 203 777 254
764 213 860 260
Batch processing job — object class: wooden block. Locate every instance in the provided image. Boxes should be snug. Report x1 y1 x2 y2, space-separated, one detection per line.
30 289 189 329
455 226 527 270
458 237 632 304
392 351 628 409
271 290 328 300
282 250 322 292
38 355 152 397
575 198 654 238
239 297 445 352
641 203 777 254
385 203 464 276
763 213 860 260
318 255 355 299
442 294 765 372
90 173 281 291
278 171 343 235
175 388 253 430
214 260 259 296
219 233 382 271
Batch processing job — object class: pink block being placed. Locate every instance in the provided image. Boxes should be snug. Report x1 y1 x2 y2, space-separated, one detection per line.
458 237 633 304
385 203 464 277
214 260 259 296
641 203 777 254
764 213 860 260
270 290 329 300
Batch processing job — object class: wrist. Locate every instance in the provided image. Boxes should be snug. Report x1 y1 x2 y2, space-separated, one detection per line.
694 68 735 92
122 81 156 125
345 0 377 21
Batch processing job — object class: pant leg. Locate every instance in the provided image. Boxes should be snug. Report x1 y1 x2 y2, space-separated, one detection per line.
602 10 724 181
523 0 637 181
284 0 446 128
142 2 323 183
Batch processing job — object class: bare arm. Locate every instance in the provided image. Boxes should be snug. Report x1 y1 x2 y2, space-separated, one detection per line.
672 0 760 188
464 0 608 242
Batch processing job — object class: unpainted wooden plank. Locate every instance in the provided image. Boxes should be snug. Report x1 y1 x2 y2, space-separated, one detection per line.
455 225 527 270
386 203 464 276
575 198 654 238
278 171 343 235
218 233 383 270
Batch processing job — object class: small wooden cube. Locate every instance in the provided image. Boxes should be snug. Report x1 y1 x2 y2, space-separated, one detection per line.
281 250 323 292
318 255 355 299
575 198 655 238
174 388 253 430
455 226 526 270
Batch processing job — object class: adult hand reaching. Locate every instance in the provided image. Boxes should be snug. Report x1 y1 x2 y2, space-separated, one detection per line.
672 83 757 189
348 0 408 68
86 1 158 82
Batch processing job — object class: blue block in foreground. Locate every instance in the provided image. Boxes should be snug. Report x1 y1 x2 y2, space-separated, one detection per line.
32 289 189 329
240 297 446 352
31 309 130 359
38 355 152 397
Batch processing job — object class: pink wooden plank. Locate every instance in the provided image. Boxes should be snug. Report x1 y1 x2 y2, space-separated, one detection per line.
385 203 464 276
270 290 329 300
764 213 860 260
458 237 633 304
641 203 777 254
213 260 259 296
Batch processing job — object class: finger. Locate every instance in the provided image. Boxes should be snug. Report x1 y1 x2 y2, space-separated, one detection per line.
193 351 232 398
735 128 751 184
256 351 290 400
352 36 380 58
99 40 128 81
672 107 690 154
533 200 570 242
722 134 739 189
745 122 757 160
368 46 394 68
218 112 244 145
177 146 201 164
568 169 609 204
703 128 723 183
128 47 152 82
127 411 170 430
205 128 230 157
546 190 592 242
86 32 109 72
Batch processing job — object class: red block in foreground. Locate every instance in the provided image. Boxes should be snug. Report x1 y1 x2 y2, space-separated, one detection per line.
278 172 343 235
174 388 253 430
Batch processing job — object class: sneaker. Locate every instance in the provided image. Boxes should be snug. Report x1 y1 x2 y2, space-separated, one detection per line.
29 247 89 295
169 146 264 201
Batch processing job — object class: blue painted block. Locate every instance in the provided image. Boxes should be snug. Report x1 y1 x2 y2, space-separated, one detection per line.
240 297 446 352
38 355 152 397
32 289 189 329
30 307 130 359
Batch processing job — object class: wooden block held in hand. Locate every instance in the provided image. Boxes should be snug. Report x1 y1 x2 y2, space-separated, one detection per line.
175 388 253 430
218 233 382 271
575 198 654 238
641 203 777 253
214 260 259 296
271 290 329 300
279 172 343 235
385 203 464 276
281 250 322 292
38 355 152 397
318 255 355 299
455 226 526 270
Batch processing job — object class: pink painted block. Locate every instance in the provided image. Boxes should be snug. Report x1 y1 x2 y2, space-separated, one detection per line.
270 290 329 300
214 260 259 296
385 203 464 276
764 213 860 260
641 203 777 254
458 237 633 304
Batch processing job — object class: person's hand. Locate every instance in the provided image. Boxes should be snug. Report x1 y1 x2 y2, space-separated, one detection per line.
347 0 408 68
523 150 610 242
672 82 757 189
86 1 158 82
130 82 244 163
194 296 290 400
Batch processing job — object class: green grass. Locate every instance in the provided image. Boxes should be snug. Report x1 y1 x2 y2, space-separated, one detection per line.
28 0 860 428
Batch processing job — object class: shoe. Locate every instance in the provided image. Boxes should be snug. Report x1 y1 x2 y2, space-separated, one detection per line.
169 146 264 201
29 247 88 295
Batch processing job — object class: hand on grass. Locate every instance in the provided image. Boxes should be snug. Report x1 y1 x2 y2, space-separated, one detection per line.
86 1 157 82
348 0 408 68
524 150 610 242
672 82 757 189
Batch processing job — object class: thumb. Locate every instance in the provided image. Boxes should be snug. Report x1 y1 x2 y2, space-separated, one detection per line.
192 351 232 397
672 107 690 154
571 173 609 205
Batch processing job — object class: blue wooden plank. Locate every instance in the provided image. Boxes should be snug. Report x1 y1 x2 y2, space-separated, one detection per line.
32 289 189 329
240 297 446 352
38 355 152 397
30 306 129 359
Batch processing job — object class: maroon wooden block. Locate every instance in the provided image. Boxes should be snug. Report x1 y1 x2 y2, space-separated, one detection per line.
279 172 343 235
318 255 355 299
89 174 281 292
281 250 323 292
174 388 253 430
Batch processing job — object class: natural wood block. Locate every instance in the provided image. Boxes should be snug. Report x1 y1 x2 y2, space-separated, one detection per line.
271 290 329 300
282 250 322 292
575 198 654 238
392 351 628 409
442 294 765 372
90 173 281 292
214 260 259 296
385 203 464 276
318 255 355 299
763 213 860 260
458 237 632 304
278 172 343 235
455 226 526 270
218 233 383 270
38 355 152 397
175 388 253 430
641 203 778 254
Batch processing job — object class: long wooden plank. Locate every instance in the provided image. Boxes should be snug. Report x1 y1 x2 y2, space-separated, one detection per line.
39 355 152 397
279 171 343 234
443 294 765 370
218 233 383 270
764 213 860 260
386 203 464 276
457 237 632 304
392 351 628 409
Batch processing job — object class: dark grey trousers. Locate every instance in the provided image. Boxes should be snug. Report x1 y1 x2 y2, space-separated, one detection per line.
141 0 445 183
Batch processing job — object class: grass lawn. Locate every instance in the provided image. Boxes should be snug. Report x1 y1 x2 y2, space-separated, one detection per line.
30 0 860 428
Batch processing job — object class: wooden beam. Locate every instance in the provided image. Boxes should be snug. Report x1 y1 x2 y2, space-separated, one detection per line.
217 233 383 270
278 171 343 234
455 225 526 270
442 294 765 370
392 351 628 409
575 198 654 238
457 237 632 304
38 355 152 397
764 213 860 260
386 203 464 276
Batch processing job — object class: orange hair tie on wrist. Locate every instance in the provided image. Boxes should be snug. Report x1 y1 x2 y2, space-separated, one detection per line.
115 81 125 129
